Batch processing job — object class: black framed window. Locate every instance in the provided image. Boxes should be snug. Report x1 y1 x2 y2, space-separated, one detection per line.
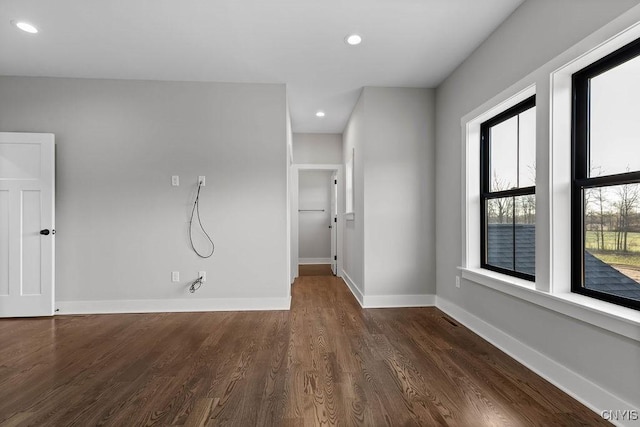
480 96 536 280
572 37 640 311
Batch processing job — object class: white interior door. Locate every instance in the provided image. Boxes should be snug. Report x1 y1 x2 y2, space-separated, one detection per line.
0 132 55 317
330 172 337 275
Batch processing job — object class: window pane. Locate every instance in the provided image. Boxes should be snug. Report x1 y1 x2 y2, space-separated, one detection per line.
584 184 640 303
486 197 514 270
590 55 640 177
490 117 518 191
515 195 535 276
489 107 536 191
518 107 536 187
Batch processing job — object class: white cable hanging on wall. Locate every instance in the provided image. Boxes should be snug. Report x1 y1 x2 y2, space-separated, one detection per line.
189 179 215 258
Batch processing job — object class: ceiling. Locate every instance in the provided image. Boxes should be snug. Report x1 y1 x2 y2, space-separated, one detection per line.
0 0 524 134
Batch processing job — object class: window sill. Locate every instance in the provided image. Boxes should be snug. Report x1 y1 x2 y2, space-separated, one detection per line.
458 267 640 342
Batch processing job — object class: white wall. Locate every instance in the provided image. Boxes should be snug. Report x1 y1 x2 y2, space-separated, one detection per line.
286 98 293 289
363 87 435 298
342 93 366 296
435 0 640 414
293 133 342 164
298 170 332 262
342 87 436 304
0 76 289 311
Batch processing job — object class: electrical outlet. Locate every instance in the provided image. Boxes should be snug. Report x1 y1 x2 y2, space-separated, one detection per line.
171 176 179 186
172 271 180 282
455 276 460 288
198 271 206 282
198 176 206 186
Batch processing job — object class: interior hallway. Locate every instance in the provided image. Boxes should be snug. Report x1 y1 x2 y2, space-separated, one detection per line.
0 276 605 426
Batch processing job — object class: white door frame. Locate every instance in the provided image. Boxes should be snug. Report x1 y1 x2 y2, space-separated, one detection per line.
330 171 338 275
291 164 344 283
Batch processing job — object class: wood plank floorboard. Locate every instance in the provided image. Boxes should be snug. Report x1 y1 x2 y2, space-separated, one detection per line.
298 265 334 277
0 276 607 426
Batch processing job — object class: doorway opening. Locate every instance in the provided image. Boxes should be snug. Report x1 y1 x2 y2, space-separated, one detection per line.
290 164 343 282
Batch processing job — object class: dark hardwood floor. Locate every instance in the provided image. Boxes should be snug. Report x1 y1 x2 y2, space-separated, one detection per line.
298 264 334 277
0 276 606 426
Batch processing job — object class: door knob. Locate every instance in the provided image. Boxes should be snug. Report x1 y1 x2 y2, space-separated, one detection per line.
40 229 54 235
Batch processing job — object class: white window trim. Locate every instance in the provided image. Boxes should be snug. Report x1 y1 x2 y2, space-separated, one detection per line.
549 20 640 295
460 11 640 342
459 267 640 342
462 84 537 279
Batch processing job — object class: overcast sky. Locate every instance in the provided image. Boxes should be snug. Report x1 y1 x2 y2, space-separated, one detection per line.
590 54 640 176
490 107 535 191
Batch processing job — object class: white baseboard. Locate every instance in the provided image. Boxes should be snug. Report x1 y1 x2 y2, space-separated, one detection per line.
340 269 364 306
435 296 637 427
299 258 331 265
56 296 292 315
339 271 435 309
363 294 435 308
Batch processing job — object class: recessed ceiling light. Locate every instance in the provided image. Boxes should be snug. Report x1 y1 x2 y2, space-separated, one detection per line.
316 111 326 118
345 34 362 46
11 20 38 34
